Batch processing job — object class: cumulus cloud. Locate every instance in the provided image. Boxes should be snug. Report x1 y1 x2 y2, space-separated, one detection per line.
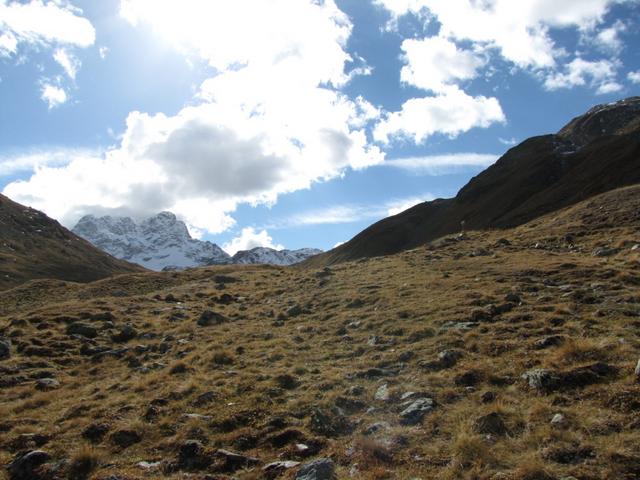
0 0 95 54
400 36 485 93
376 0 630 95
3 0 383 235
376 0 620 68
627 70 640 84
544 58 622 94
40 83 67 109
223 227 284 256
374 87 505 144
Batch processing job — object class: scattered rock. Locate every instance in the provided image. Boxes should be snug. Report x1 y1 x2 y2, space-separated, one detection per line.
110 429 142 448
309 407 354 437
0 339 11 360
263 460 300 478
363 421 391 436
481 391 496 404
112 325 138 343
374 384 390 401
82 423 110 443
522 369 559 391
170 439 211 472
474 412 508 436
287 305 303 317
534 335 565 349
275 374 300 390
197 310 229 326
400 398 435 426
295 458 336 480
216 449 260 472
634 358 640 379
551 413 567 428
66 322 98 339
593 247 620 257
7 450 51 480
35 378 60 391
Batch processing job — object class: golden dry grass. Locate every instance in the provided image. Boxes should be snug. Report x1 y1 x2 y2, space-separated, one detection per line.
1 186 640 479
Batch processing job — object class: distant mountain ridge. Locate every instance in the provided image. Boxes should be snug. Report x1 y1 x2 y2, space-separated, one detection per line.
73 213 321 270
306 96 640 267
0 194 143 291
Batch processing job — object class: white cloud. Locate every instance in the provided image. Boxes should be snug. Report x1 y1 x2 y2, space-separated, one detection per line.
498 137 518 146
374 86 505 144
544 58 622 94
386 196 431 216
99 46 109 59
593 20 626 53
0 147 95 175
0 0 95 52
281 194 435 227
3 0 384 235
223 227 284 256
627 70 640 84
384 153 499 174
53 48 80 79
376 0 621 69
40 83 67 109
400 36 485 93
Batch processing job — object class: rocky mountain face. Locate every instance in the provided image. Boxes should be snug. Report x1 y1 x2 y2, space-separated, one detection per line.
307 96 640 267
0 194 144 290
73 212 231 271
232 247 323 266
73 213 321 270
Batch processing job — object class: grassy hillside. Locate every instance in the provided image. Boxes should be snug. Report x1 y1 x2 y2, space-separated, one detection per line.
1 185 640 479
0 194 144 291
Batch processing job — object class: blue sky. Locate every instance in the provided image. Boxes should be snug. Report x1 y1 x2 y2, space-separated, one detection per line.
1 0 639 254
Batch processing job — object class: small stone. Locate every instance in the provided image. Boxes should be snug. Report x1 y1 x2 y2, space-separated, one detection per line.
400 398 434 426
112 324 138 343
522 368 558 391
110 429 142 448
7 450 51 480
374 384 390 401
216 449 260 472
0 339 11 360
550 413 567 427
35 378 60 391
438 349 463 368
67 322 98 338
481 391 496 404
295 458 337 480
363 421 391 435
263 460 300 476
474 412 508 436
287 305 303 317
635 358 640 378
197 310 228 326
82 423 110 443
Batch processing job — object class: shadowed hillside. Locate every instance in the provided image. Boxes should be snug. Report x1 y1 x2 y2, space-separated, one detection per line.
0 194 145 291
306 97 640 267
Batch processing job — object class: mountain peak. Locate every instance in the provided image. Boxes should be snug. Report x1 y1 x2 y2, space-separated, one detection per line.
73 213 321 270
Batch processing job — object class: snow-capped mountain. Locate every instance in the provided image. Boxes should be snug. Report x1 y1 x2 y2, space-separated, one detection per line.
73 212 231 271
72 213 322 271
232 247 322 266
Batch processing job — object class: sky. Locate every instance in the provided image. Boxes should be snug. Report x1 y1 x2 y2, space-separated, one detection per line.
1 0 639 255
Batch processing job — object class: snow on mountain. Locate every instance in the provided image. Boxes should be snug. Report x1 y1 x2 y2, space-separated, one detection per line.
73 212 231 271
232 247 323 266
72 213 322 271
